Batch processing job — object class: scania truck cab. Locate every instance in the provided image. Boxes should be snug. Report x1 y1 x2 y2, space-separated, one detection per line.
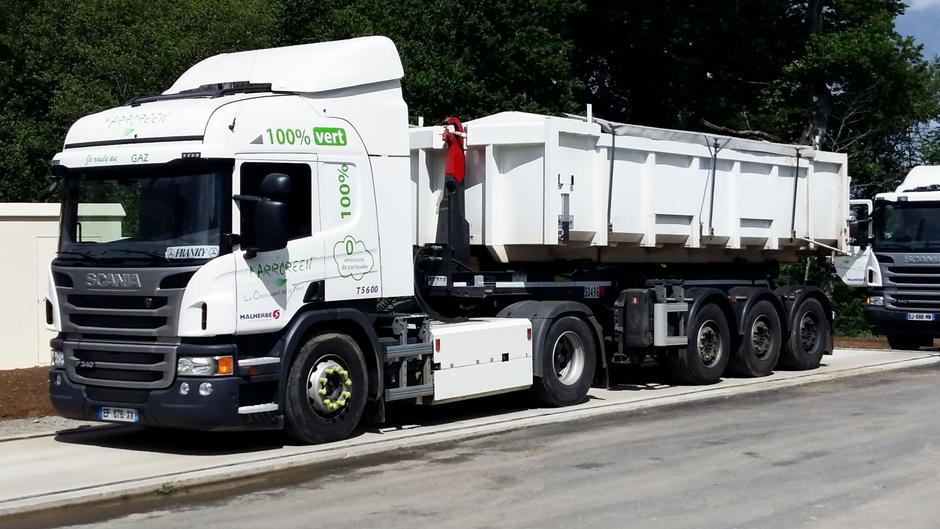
48 37 845 443
840 166 940 349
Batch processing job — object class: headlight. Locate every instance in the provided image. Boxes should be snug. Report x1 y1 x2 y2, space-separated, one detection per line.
866 296 885 306
51 350 65 368
177 355 234 377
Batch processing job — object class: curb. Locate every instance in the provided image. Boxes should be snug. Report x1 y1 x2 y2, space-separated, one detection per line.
2 353 938 518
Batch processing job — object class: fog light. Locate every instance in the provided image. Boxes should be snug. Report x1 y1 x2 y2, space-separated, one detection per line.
179 382 190 395
198 382 213 396
54 374 63 386
51 350 65 368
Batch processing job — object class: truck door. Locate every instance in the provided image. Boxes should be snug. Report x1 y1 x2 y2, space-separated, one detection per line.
835 199 882 287
233 156 323 334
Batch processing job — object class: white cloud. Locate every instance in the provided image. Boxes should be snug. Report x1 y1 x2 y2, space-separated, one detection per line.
908 0 940 11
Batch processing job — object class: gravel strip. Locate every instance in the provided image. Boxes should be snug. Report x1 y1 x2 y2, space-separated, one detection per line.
0 416 105 441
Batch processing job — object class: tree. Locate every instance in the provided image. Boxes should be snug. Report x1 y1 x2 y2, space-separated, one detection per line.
574 0 939 193
0 0 281 202
278 0 584 122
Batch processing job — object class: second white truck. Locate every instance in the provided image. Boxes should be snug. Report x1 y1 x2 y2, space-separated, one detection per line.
46 37 849 443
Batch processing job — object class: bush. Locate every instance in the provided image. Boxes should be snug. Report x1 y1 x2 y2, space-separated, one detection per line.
778 260 871 337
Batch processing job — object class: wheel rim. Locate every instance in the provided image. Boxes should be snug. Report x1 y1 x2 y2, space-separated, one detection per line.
798 313 819 353
697 320 722 368
306 356 353 416
553 331 586 386
751 316 773 359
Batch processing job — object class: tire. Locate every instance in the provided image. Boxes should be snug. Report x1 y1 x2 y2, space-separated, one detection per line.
284 333 368 444
728 300 782 377
886 335 931 350
666 303 731 385
778 298 830 370
533 316 597 406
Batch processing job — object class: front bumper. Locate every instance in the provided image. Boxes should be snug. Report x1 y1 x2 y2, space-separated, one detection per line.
49 369 281 431
865 306 940 337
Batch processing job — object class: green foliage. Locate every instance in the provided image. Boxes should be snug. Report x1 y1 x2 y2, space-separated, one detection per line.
0 1 937 336
0 0 281 202
278 0 584 121
778 261 871 337
575 0 940 195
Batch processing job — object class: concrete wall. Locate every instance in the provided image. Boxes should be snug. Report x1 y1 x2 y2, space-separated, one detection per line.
0 203 127 369
0 204 60 370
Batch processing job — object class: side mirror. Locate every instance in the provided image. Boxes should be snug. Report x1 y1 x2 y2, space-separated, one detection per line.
848 219 870 247
234 173 291 255
255 200 288 252
848 199 873 248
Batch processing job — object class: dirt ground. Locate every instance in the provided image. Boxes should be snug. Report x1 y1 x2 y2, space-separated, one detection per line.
0 366 53 419
0 337 925 421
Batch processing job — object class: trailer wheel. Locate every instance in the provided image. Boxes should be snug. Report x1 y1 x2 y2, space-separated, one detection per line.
728 300 782 377
778 298 829 370
533 316 597 406
284 333 368 444
886 335 931 350
667 303 731 384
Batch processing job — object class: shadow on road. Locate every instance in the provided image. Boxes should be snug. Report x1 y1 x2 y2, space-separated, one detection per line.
54 426 288 455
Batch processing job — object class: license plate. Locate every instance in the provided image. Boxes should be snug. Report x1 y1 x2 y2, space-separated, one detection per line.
98 407 139 423
906 312 935 321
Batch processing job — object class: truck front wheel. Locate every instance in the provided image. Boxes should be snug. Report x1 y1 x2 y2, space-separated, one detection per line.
284 333 368 444
667 303 731 384
533 316 597 406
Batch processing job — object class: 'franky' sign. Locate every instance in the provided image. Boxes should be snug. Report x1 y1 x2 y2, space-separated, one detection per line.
165 246 220 260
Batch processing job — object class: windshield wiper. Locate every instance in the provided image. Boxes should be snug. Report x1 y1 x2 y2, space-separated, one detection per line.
56 250 102 264
111 249 167 261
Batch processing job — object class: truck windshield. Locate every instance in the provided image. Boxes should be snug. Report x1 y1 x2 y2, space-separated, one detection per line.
872 201 940 251
58 161 232 265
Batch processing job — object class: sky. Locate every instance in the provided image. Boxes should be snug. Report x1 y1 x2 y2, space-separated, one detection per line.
896 0 940 59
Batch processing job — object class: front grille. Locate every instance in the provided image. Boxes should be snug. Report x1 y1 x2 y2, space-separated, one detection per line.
70 314 166 330
64 341 176 389
76 367 164 383
68 295 168 310
885 265 940 288
75 348 158 364
80 334 158 343
886 291 940 311
54 266 193 389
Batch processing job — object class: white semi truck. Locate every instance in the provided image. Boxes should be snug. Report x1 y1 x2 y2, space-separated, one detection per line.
46 37 849 443
838 166 940 349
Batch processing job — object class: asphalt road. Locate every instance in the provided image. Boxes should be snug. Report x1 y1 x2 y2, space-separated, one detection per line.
31 363 940 529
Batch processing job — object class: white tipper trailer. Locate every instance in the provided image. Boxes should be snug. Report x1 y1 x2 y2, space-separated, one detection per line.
46 36 850 443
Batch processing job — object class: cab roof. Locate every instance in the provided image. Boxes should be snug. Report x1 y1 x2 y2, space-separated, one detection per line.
165 36 403 95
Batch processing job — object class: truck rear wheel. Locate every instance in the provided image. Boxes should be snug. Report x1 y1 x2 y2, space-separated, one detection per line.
728 300 782 377
667 303 730 384
778 298 829 370
284 333 367 444
533 316 596 406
